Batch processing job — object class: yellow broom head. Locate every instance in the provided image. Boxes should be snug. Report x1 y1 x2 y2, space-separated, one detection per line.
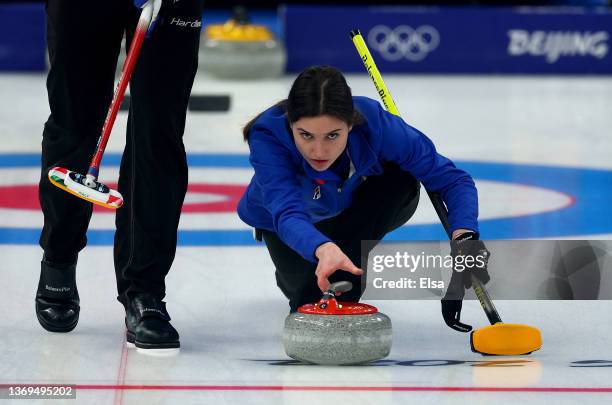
471 323 542 356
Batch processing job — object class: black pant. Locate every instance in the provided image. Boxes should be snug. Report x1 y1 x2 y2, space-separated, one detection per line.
38 0 204 306
262 165 421 312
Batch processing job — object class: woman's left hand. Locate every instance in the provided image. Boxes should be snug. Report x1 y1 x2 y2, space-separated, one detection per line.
314 242 364 292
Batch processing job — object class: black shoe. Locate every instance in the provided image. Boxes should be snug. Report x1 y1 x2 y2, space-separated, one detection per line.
125 294 180 350
35 256 79 333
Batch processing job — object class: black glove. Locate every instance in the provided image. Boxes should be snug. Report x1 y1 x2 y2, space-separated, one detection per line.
450 231 491 288
441 231 491 332
441 299 472 332
134 0 165 34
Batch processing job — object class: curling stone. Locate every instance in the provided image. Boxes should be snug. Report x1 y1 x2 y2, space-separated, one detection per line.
199 6 286 79
283 281 392 365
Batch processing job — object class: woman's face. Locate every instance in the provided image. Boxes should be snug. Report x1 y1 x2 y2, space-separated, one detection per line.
291 115 352 172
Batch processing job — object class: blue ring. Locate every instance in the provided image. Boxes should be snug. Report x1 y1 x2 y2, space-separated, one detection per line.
0 153 611 245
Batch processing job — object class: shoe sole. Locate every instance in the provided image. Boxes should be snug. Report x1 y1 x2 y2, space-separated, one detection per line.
126 331 180 351
36 311 78 333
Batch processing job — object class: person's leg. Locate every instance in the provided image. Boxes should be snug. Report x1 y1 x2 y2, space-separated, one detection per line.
39 0 128 262
261 230 322 313
332 164 420 244
323 164 420 301
114 0 204 304
114 1 205 348
37 0 128 332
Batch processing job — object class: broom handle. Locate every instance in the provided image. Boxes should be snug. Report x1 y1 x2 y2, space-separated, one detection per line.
87 1 156 179
350 29 503 325
427 173 502 324
472 274 502 324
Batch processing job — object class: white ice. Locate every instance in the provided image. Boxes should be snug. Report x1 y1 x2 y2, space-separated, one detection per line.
1 71 611 404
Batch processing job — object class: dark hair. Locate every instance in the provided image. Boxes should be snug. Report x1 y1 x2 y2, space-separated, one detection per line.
243 65 363 141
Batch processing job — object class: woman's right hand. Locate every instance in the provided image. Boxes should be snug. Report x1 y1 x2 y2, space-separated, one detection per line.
314 242 363 292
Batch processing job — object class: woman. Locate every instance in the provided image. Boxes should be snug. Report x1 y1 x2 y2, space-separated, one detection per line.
238 66 487 330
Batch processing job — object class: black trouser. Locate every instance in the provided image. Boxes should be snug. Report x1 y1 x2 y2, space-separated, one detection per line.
262 165 421 312
38 0 204 306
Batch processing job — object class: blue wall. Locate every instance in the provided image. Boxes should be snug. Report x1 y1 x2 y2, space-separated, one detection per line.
0 3 45 71
283 6 612 74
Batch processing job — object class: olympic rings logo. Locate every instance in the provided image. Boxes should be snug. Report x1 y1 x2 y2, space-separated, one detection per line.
367 25 440 62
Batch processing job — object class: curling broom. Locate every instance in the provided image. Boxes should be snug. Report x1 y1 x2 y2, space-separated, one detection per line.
48 0 161 209
350 29 541 356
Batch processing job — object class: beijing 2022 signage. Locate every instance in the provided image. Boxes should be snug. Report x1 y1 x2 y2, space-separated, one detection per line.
282 6 612 74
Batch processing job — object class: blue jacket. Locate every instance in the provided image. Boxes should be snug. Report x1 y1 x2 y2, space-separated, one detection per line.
237 96 479 262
